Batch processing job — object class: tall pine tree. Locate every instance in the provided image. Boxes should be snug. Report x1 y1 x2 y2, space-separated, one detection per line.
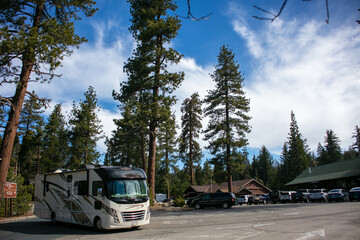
287 111 309 182
42 104 68 173
179 92 202 185
157 105 178 199
121 0 184 199
17 93 44 182
317 129 342 165
352 125 360 156
203 45 251 192
68 86 103 169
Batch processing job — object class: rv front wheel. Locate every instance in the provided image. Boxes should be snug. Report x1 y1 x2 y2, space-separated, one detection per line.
94 217 103 231
51 212 56 224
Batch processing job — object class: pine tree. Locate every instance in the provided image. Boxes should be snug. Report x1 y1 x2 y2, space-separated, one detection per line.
121 0 184 200
256 146 275 187
157 107 178 199
278 143 290 187
317 130 342 165
68 86 103 169
42 104 68 173
203 45 251 192
17 93 44 182
287 111 309 181
352 125 360 156
179 92 202 185
0 0 97 197
105 103 145 168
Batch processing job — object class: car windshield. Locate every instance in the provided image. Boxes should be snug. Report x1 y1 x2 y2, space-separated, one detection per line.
109 179 148 198
310 190 321 193
329 189 341 193
351 187 360 191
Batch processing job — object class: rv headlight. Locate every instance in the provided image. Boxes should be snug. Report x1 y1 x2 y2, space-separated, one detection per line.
112 209 120 223
145 206 150 220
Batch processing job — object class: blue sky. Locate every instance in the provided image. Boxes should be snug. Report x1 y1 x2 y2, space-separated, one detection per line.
3 0 359 163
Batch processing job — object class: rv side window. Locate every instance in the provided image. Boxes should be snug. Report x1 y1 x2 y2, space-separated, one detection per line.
75 181 88 195
93 181 104 196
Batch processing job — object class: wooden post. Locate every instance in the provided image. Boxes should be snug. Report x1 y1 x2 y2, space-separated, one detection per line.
10 198 13 217
4 198 8 217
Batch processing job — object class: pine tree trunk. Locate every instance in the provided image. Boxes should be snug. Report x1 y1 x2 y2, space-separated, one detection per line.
227 164 233 193
0 2 43 198
148 120 157 201
141 140 147 172
0 62 32 197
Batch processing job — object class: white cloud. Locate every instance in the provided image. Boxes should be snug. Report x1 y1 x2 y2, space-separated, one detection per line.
233 18 360 154
232 20 264 58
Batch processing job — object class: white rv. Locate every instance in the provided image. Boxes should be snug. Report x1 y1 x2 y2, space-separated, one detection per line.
34 164 150 230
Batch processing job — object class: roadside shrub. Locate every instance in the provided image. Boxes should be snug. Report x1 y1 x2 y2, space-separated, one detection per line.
173 196 185 207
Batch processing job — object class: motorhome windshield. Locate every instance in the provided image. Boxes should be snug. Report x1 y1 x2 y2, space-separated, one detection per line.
109 179 148 203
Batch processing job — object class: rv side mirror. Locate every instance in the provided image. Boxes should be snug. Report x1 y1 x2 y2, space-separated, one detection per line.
97 188 103 196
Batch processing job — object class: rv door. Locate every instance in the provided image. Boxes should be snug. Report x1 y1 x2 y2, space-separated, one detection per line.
62 176 73 223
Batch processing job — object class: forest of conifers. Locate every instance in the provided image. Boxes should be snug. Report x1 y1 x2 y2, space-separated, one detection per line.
0 1 359 214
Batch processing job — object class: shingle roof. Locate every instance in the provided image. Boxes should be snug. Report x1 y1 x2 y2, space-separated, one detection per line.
185 178 271 194
286 158 360 186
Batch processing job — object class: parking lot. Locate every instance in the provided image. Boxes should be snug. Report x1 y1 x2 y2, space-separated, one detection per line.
2 201 359 240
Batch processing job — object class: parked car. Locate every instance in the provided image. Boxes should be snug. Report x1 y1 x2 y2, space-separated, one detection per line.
186 194 204 207
191 192 236 209
237 195 251 205
294 189 311 203
269 191 280 204
248 194 267 204
327 189 348 202
349 187 360 202
261 194 271 204
279 191 297 203
309 189 328 202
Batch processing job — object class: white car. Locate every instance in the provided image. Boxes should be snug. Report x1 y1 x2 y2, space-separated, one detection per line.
237 195 251 205
279 191 297 203
309 189 328 202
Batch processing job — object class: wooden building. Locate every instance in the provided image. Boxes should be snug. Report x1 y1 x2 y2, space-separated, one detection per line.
184 179 272 198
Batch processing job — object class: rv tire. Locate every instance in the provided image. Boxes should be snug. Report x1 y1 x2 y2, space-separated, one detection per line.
94 217 103 231
51 212 56 224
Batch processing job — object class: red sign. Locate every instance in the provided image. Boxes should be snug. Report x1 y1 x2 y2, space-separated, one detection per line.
4 182 17 198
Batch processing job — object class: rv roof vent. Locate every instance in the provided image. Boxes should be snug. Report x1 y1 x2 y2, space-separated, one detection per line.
77 164 95 170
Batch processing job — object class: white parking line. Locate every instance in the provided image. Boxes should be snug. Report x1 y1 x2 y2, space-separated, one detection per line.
235 231 262 239
216 224 250 230
253 222 275 227
284 212 300 216
296 229 325 240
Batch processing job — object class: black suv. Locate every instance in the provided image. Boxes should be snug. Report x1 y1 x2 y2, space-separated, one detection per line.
191 192 236 209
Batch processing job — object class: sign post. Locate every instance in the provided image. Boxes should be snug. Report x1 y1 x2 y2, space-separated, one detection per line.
4 182 17 217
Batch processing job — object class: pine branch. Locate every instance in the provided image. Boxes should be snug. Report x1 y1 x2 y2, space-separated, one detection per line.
25 91 51 109
0 96 15 111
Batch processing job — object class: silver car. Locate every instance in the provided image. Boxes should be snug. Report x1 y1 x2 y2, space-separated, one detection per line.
309 189 328 202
